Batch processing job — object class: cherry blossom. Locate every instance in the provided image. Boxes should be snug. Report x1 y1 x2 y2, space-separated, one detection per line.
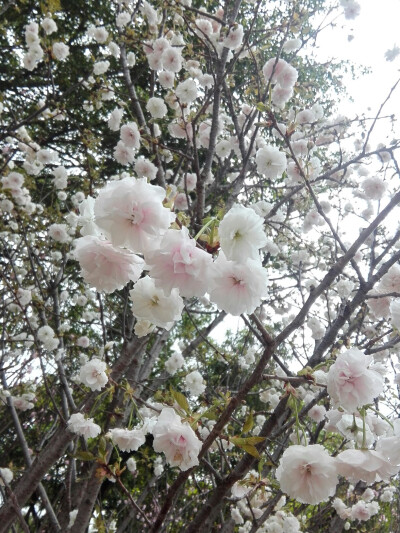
218 204 268 262
208 253 268 315
276 444 338 505
94 177 174 253
145 227 213 297
0 468 13 486
336 448 399 484
74 236 144 293
109 428 146 452
67 413 101 440
256 145 287 178
129 276 184 330
327 348 384 412
79 358 108 391
152 408 202 471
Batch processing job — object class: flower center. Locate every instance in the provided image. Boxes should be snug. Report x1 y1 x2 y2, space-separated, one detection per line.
131 204 144 225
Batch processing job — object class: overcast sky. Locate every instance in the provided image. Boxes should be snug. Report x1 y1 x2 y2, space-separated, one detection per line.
314 0 400 142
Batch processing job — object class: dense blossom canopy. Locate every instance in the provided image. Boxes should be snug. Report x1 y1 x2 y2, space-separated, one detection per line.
1 0 400 532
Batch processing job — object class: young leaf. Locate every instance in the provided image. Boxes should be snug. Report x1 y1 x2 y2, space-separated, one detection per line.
170 388 191 415
242 412 254 434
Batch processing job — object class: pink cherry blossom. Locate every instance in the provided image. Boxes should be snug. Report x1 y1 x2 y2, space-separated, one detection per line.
174 193 188 211
262 58 288 84
367 295 391 319
262 58 298 89
276 444 338 505
336 448 399 483
377 264 400 293
120 122 141 149
113 141 136 165
327 348 384 412
223 24 243 50
208 253 268 315
161 47 182 72
74 236 144 293
375 436 400 466
152 408 202 471
145 227 213 297
94 177 174 253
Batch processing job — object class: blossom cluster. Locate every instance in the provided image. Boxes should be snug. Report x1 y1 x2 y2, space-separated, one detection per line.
74 178 270 331
4 0 400 531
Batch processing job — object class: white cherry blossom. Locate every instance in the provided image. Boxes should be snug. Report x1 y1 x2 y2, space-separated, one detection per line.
79 358 108 391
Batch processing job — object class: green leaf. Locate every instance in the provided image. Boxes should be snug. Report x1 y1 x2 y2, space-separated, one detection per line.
231 435 265 458
231 436 265 446
245 436 265 445
98 436 107 458
256 102 268 112
241 444 261 458
201 408 218 421
75 451 95 461
242 412 254 434
170 388 191 415
287 395 297 411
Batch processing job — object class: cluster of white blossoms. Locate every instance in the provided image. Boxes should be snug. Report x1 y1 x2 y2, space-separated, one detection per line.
14 3 400 521
67 413 101 440
37 325 59 351
22 18 69 71
105 407 202 472
263 57 298 109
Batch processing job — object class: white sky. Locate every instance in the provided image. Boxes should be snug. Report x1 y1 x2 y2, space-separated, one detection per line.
314 0 400 142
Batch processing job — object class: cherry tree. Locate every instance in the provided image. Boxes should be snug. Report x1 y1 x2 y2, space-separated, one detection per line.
1 0 400 532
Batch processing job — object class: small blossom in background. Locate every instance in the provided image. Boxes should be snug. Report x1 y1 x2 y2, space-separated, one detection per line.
0 467 13 485
146 97 168 119
52 42 70 61
48 223 70 243
184 370 206 396
79 358 108 391
67 413 101 440
126 458 137 473
109 428 146 452
165 351 185 375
